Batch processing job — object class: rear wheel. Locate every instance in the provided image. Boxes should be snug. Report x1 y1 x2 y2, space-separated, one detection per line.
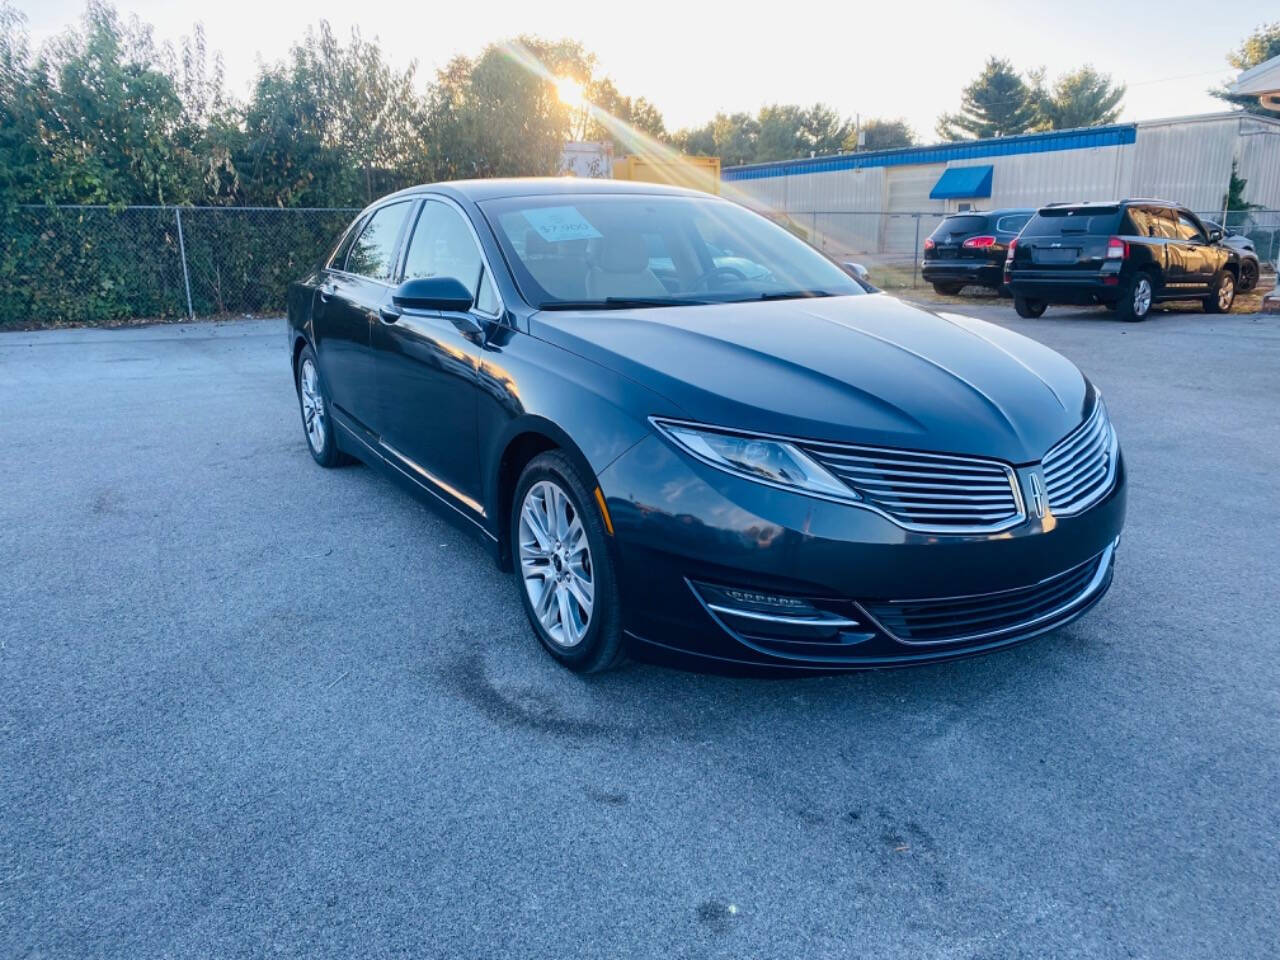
1203 271 1235 314
295 345 349 467
1014 295 1047 319
1115 272 1153 322
512 451 624 673
1238 259 1258 292
932 281 965 296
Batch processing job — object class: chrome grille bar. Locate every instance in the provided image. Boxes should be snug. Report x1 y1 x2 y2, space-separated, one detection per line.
803 441 1024 533
1042 400 1117 516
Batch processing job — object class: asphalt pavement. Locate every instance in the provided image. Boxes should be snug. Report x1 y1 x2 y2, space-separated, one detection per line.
2 302 1278 958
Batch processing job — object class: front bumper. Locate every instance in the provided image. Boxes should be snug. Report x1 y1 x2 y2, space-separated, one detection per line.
598 434 1126 670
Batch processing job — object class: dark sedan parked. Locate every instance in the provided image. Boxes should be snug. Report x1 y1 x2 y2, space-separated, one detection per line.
921 208 1033 295
289 179 1125 673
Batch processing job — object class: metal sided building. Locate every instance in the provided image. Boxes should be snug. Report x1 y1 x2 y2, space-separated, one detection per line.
721 112 1280 256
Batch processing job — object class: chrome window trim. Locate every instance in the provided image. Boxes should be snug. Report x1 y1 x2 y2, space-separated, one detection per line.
650 416 1027 535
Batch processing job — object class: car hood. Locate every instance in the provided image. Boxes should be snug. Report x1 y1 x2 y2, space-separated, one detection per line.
531 295 1091 464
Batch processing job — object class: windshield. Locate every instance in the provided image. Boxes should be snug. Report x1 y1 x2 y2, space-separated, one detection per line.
480 194 864 309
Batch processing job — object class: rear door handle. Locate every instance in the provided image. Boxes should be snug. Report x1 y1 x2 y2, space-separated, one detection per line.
378 306 401 325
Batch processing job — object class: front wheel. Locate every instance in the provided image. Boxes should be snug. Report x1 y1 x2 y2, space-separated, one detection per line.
1238 260 1258 292
1203 271 1235 314
1014 295 1046 318
512 451 624 673
295 345 349 467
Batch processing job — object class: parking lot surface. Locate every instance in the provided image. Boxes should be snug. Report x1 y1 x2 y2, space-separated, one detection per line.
3 303 1278 959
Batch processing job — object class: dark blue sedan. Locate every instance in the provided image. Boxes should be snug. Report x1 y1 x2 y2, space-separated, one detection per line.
288 179 1125 673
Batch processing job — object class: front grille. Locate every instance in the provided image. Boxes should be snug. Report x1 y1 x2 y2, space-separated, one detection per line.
860 544 1113 645
803 442 1023 532
1042 401 1116 516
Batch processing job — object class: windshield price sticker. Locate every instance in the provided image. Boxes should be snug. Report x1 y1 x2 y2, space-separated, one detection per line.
524 206 603 243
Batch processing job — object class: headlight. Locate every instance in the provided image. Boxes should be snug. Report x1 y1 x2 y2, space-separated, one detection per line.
652 419 856 503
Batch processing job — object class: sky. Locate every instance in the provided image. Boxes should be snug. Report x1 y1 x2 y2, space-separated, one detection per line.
15 0 1267 140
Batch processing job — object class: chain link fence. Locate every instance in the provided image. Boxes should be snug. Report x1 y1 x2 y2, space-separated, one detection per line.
3 203 1277 325
1 205 359 326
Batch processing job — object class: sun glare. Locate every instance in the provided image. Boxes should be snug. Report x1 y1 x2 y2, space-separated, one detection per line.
555 77 585 110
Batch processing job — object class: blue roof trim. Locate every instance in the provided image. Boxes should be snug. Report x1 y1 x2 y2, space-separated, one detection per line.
722 124 1138 182
930 165 993 199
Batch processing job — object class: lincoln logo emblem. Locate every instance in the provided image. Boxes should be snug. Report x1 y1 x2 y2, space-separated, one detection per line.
1029 471 1048 519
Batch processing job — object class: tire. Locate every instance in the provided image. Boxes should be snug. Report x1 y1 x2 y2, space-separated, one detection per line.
1237 260 1258 293
1203 271 1235 314
1014 295 1047 319
511 451 624 673
932 282 965 296
295 345 349 467
1115 272 1154 322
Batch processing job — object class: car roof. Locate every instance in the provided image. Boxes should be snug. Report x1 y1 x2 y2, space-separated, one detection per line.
1038 198 1184 212
375 176 713 205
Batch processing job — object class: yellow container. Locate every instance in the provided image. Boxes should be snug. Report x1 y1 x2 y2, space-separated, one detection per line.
612 154 721 195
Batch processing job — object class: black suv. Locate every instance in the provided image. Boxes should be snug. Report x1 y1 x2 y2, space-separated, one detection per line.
1005 200 1240 321
921 209 1033 295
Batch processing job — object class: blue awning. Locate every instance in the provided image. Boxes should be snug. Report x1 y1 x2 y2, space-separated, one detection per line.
930 165 993 199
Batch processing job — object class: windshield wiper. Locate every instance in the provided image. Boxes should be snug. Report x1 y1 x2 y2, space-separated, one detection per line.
538 296 712 310
754 289 837 301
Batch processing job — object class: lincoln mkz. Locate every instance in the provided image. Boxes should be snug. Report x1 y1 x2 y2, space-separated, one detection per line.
288 179 1126 673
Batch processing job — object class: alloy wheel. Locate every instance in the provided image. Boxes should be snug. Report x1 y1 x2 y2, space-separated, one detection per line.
299 358 326 453
518 480 594 648
1133 277 1152 317
1218 274 1234 311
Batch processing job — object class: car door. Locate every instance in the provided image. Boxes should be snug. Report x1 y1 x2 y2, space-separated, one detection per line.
1147 207 1187 291
313 200 413 434
1174 210 1217 291
372 197 503 520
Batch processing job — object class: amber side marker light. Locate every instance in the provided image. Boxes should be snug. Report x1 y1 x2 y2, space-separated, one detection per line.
594 487 615 536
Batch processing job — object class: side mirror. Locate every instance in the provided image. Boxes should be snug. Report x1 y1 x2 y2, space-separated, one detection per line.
842 261 880 293
392 276 474 313
1207 228 1223 243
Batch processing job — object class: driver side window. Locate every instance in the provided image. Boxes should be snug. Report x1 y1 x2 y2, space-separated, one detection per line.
403 200 501 316
1176 213 1205 243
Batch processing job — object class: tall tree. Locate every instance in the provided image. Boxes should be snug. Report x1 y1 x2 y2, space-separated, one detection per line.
1213 21 1280 114
584 75 666 142
851 118 916 151
423 37 591 181
1037 66 1125 129
673 112 760 166
1 1 203 205
936 57 1039 140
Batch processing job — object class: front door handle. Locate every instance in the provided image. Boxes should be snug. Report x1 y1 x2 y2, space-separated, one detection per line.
378 306 401 325
318 282 337 302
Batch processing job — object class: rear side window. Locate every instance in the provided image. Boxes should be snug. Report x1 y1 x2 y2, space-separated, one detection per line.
1122 208 1150 237
1023 208 1121 237
995 214 1030 234
345 201 411 280
326 215 366 269
929 215 987 238
1147 208 1179 239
